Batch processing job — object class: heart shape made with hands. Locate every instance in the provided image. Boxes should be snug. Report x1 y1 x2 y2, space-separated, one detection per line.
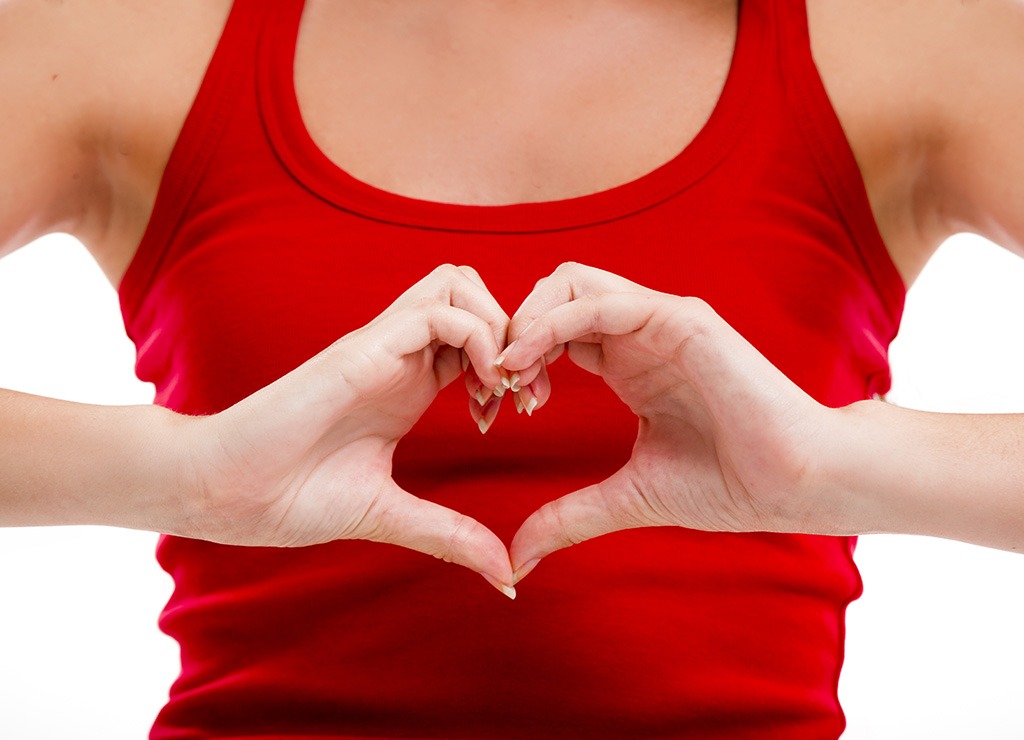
204 262 814 604
447 288 665 599
374 262 820 602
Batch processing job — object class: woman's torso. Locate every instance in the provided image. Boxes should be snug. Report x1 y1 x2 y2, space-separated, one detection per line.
103 0 906 735
80 0 940 290
57 0 931 736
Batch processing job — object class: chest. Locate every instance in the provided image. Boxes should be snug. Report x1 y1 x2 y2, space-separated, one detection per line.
105 0 920 292
293 0 737 205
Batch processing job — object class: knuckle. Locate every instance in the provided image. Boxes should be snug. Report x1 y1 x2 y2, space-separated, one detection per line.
428 263 462 288
675 296 717 334
439 514 474 564
545 500 583 547
680 295 712 315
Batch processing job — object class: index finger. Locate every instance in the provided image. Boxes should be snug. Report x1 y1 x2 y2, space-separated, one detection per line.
506 262 649 346
499 291 661 372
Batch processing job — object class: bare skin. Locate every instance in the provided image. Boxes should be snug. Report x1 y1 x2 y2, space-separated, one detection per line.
10 0 1022 286
1 0 1023 587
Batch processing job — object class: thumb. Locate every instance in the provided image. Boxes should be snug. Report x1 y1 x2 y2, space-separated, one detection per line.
370 482 517 599
509 467 656 584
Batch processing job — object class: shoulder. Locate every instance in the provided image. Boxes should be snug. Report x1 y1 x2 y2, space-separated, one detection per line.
0 0 233 278
807 0 1024 279
809 0 1022 143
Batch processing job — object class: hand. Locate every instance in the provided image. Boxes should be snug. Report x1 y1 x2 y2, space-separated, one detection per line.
179 265 517 596
497 263 836 583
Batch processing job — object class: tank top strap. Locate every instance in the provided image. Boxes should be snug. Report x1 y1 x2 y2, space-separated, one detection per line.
770 0 905 322
119 0 272 321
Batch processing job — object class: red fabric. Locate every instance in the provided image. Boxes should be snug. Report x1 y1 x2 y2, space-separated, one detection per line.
119 0 905 737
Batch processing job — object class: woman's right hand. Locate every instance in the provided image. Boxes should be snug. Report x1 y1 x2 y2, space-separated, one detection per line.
180 265 517 596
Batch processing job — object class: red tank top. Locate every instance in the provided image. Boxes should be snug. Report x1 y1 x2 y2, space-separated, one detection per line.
119 0 904 737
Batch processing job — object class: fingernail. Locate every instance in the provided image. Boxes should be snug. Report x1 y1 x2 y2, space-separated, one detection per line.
477 397 500 434
475 388 493 407
495 341 516 367
517 387 538 417
500 375 512 389
509 372 521 393
461 351 470 372
468 397 482 428
513 558 541 584
513 392 525 414
481 573 517 600
493 385 506 398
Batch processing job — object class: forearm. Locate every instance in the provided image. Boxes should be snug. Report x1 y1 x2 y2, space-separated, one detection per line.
819 400 1024 552
0 388 196 535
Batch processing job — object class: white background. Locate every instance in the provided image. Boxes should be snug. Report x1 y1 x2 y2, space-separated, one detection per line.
0 232 1023 738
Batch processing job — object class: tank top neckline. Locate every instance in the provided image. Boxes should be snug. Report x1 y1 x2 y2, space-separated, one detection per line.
256 0 766 233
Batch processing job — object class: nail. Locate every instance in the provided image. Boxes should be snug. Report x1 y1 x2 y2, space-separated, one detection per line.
494 341 516 367
493 385 506 398
467 396 483 429
461 351 470 372
513 558 541 585
481 573 517 600
509 372 521 393
513 393 524 414
475 388 493 407
517 387 537 416
477 397 500 434
500 375 512 389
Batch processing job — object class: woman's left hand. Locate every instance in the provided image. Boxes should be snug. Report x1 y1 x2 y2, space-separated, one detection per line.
498 263 842 583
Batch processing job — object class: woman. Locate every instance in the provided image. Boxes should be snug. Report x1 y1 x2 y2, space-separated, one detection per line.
2 0 1022 737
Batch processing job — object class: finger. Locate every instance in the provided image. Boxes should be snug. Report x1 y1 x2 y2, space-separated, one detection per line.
509 467 662 583
393 266 510 382
436 264 510 357
504 358 543 389
384 304 505 389
507 262 648 345
543 344 565 366
500 291 661 372
511 361 552 416
464 364 495 407
468 394 502 434
433 345 463 388
565 340 604 376
455 264 487 289
372 482 516 598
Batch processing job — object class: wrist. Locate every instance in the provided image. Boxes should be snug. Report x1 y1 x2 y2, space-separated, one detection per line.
811 398 915 539
107 404 210 539
782 399 883 538
158 408 212 540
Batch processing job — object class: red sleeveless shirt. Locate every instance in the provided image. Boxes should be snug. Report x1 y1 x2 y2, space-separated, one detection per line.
119 0 904 737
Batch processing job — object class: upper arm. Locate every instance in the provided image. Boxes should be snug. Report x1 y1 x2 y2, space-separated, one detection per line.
0 0 100 259
926 0 1024 254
